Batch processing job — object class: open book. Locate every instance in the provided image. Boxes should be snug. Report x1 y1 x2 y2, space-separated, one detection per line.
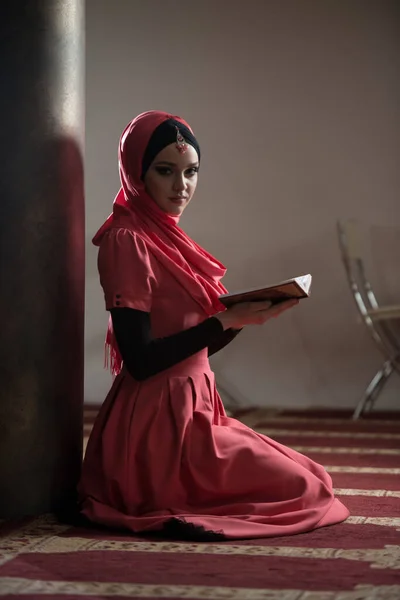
219 274 312 308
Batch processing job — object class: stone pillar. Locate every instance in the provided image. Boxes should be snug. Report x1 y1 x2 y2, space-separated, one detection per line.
0 0 85 518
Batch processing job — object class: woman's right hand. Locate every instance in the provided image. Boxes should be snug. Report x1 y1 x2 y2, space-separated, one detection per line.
215 299 299 330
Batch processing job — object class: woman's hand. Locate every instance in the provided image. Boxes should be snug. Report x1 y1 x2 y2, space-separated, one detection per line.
215 299 299 330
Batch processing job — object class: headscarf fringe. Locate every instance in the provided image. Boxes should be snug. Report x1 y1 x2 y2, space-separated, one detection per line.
104 316 122 377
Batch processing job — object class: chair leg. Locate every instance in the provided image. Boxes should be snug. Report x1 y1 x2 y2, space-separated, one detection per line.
352 360 393 420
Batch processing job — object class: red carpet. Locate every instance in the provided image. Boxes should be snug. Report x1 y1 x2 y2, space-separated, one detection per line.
1 408 399 599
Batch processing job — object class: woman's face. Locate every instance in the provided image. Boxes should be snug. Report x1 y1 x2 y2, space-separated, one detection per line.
144 143 199 216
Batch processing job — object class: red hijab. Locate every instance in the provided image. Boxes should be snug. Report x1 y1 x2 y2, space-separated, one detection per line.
93 110 227 375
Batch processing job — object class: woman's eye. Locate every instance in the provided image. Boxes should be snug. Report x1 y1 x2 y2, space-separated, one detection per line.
155 167 172 175
185 167 199 177
154 166 199 177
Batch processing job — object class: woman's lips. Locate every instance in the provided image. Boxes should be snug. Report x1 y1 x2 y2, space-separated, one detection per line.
169 197 187 204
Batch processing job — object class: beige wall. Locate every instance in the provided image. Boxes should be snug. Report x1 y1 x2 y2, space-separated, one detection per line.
85 0 400 409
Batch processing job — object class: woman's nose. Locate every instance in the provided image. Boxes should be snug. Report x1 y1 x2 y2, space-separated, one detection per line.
172 174 186 192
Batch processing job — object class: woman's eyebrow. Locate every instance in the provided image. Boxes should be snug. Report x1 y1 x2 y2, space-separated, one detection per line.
154 161 199 167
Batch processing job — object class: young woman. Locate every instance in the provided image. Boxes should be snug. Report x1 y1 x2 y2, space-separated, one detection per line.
79 110 349 540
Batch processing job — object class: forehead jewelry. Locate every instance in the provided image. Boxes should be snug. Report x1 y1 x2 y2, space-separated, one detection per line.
175 126 188 154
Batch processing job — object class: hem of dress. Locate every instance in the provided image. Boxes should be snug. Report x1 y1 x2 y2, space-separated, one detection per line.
158 517 227 541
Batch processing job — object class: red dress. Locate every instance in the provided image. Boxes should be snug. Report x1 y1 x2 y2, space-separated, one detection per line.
79 228 349 539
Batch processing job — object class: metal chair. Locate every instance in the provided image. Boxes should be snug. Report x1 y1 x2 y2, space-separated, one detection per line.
337 219 400 419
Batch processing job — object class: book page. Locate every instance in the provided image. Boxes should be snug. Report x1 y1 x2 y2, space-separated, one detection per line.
295 274 312 294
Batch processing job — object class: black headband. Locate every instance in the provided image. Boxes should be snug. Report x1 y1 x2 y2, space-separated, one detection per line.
141 118 200 180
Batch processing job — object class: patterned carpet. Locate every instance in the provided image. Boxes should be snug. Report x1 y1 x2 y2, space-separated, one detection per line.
1 407 400 599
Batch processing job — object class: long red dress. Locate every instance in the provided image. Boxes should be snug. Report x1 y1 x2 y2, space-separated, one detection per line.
79 227 349 539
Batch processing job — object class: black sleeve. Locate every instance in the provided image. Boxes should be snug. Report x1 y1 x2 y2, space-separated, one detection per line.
207 328 242 357
110 307 225 381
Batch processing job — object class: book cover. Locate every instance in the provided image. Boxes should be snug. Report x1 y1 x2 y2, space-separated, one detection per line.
219 274 312 308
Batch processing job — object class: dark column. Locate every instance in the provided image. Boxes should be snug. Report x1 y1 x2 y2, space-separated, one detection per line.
0 1 85 518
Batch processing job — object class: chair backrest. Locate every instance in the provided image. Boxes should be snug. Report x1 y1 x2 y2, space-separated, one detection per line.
337 219 379 312
337 218 400 365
